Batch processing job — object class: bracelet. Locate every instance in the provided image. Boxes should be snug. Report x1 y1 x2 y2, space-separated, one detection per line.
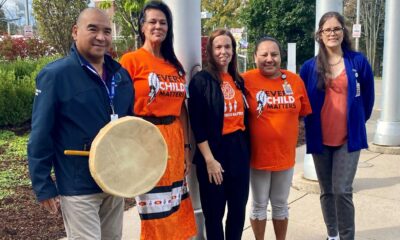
184 143 192 150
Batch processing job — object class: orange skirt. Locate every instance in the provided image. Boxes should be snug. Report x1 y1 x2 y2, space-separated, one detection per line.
135 119 197 240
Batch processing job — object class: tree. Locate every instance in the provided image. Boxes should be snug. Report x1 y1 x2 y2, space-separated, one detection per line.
360 0 385 75
99 0 146 49
201 0 242 35
344 0 385 75
32 0 89 56
240 0 315 70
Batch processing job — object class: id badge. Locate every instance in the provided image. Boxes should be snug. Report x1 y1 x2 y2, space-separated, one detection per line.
283 83 293 95
110 114 119 122
355 82 361 97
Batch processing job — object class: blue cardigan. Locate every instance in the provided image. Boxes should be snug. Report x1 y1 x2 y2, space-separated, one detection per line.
300 50 374 153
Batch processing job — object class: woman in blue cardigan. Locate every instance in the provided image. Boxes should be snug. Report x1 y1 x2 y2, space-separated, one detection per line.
300 12 374 240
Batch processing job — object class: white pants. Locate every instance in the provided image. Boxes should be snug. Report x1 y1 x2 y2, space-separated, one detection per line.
249 168 294 220
60 193 124 240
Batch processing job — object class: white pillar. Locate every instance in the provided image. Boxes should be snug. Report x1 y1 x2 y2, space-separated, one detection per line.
373 0 400 146
305 0 343 181
163 1 205 239
355 0 361 51
287 43 296 73
25 0 30 26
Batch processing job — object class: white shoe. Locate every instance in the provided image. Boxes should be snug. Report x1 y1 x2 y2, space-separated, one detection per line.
326 235 339 240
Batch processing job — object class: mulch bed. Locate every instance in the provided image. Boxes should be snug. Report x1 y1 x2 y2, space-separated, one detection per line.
0 186 65 240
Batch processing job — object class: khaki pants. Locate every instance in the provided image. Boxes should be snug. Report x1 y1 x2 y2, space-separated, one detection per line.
60 193 124 240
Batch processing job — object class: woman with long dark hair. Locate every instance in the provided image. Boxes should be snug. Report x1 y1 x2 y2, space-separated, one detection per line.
300 12 374 240
120 1 197 239
188 29 250 240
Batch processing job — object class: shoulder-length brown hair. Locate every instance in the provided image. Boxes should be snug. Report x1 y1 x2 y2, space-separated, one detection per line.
205 29 243 85
315 11 352 90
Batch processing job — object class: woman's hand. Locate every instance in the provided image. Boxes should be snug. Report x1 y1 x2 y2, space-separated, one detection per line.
184 148 191 176
206 158 224 185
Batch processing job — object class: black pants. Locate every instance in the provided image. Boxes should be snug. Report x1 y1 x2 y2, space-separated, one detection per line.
196 130 250 240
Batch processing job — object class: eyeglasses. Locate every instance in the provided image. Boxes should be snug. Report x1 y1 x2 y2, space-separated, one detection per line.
320 27 344 35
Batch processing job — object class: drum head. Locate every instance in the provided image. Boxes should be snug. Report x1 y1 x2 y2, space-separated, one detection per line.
89 116 168 198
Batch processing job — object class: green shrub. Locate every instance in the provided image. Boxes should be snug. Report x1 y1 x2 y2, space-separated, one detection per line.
0 130 30 200
0 56 57 127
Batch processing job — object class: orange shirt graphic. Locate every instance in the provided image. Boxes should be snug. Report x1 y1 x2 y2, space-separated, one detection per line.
120 48 186 117
221 73 245 135
243 69 312 171
321 69 348 146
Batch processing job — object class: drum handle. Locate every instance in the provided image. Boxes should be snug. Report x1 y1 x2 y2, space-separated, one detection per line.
64 150 90 156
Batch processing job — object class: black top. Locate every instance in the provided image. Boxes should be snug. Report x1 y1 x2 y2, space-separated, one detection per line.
188 70 249 165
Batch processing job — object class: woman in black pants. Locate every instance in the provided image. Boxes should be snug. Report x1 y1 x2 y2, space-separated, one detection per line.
188 29 250 240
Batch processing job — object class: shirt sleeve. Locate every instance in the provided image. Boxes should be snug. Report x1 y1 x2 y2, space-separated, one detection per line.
27 69 59 201
298 78 312 117
120 53 137 80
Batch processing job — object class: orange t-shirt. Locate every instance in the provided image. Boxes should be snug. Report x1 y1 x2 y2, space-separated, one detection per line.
321 69 348 146
221 73 246 135
119 48 186 117
243 69 312 171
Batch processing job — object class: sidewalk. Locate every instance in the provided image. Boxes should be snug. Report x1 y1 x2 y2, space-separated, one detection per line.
119 80 400 239
121 150 400 240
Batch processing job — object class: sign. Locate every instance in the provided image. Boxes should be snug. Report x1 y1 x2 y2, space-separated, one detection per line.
352 24 361 38
201 11 212 19
239 39 248 48
230 27 244 46
24 25 33 38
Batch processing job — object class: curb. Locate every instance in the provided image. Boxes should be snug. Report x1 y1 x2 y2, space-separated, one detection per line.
368 142 400 155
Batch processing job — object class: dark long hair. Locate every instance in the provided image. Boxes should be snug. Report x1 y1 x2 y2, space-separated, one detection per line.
205 29 243 86
316 11 352 90
138 1 185 75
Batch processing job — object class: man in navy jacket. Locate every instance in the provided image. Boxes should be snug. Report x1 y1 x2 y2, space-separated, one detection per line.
28 8 134 239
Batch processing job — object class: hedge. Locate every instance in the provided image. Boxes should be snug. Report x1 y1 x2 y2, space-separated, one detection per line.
0 57 57 127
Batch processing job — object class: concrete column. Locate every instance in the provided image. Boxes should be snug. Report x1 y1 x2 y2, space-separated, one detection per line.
287 43 296 73
163 1 205 239
305 0 343 181
25 0 29 26
355 0 361 51
373 0 400 146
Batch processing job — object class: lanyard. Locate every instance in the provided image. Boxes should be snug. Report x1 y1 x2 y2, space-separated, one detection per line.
102 75 116 115
85 65 116 115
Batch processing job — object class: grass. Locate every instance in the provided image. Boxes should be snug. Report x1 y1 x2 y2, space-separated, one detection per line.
0 130 30 200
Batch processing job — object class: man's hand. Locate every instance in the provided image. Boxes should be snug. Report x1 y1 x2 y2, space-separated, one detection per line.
40 196 60 215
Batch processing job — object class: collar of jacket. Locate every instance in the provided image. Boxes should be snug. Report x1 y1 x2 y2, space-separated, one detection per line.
70 43 121 76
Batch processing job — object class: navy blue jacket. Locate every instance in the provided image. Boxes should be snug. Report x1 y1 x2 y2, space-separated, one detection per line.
300 50 374 153
28 44 134 201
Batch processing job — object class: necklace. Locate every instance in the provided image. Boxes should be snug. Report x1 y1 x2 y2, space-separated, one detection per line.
328 56 343 66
